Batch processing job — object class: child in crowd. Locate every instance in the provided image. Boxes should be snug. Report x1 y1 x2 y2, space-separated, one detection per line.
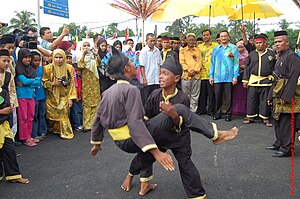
66 51 83 132
15 48 40 147
0 49 29 184
31 51 47 140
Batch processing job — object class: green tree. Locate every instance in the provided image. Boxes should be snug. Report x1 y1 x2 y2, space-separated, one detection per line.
118 28 135 37
106 23 118 38
186 23 209 38
9 10 37 31
54 23 90 42
279 19 290 30
165 16 195 36
227 20 259 43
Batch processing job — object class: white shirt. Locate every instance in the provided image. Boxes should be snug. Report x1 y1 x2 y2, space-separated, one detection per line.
139 45 162 85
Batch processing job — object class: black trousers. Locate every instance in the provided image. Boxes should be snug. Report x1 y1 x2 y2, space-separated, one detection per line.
128 104 216 198
140 84 160 105
197 80 214 115
0 138 21 181
246 86 271 119
273 113 298 153
214 82 232 117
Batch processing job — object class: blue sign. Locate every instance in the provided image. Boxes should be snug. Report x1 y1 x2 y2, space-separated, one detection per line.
44 0 69 19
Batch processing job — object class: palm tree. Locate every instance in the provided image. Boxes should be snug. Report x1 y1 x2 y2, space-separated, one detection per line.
9 10 37 31
279 19 290 30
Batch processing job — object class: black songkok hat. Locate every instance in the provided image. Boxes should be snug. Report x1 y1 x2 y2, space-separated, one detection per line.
160 56 182 77
172 36 180 41
157 35 162 39
274 31 288 37
0 34 14 45
0 49 10 57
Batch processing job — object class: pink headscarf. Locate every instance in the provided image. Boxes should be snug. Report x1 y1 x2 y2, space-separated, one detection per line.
236 40 249 66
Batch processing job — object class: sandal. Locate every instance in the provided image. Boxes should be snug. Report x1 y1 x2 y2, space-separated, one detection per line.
30 138 40 143
23 140 37 147
263 120 273 127
9 177 29 184
243 118 255 124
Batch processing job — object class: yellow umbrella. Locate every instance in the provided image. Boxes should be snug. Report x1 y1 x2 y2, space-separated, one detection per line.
229 1 283 35
151 0 213 21
193 5 235 28
211 0 260 20
229 1 283 20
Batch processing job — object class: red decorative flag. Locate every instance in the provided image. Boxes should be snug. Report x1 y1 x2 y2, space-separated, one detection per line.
125 27 129 40
112 30 118 39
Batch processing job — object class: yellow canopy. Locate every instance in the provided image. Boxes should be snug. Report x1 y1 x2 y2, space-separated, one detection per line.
151 0 213 21
194 5 235 17
229 1 283 20
211 0 259 7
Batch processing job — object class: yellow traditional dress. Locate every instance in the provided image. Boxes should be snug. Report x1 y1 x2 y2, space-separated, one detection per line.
42 49 77 139
78 52 101 130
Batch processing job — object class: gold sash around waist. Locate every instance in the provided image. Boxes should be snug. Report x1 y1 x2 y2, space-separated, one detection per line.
108 125 131 141
248 74 274 86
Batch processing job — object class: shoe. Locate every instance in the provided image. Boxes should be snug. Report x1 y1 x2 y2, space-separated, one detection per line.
41 134 47 138
213 116 221 120
266 145 279 150
75 125 84 132
272 151 291 157
14 141 23 146
225 117 232 122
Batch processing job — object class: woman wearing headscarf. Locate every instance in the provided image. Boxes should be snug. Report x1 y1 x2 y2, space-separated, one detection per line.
97 38 116 93
232 40 249 116
42 49 77 139
77 40 101 132
15 48 40 147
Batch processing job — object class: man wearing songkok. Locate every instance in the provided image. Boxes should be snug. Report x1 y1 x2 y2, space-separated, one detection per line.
266 31 300 157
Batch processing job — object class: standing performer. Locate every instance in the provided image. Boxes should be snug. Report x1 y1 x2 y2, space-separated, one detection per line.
242 34 276 126
0 49 29 184
90 51 238 197
267 31 300 157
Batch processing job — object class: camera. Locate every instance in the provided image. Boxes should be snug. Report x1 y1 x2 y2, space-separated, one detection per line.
58 76 68 87
13 29 38 49
1 23 8 27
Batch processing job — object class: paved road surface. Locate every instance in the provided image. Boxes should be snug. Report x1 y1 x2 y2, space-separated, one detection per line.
1 115 299 199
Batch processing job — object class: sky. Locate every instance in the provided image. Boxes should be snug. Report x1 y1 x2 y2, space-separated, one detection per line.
1 0 299 36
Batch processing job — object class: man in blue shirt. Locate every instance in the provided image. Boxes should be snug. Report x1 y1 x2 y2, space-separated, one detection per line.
209 30 239 122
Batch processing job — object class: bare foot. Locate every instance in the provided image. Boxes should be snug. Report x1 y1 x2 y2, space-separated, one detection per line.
10 177 29 184
213 127 238 145
139 182 158 196
121 175 133 192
